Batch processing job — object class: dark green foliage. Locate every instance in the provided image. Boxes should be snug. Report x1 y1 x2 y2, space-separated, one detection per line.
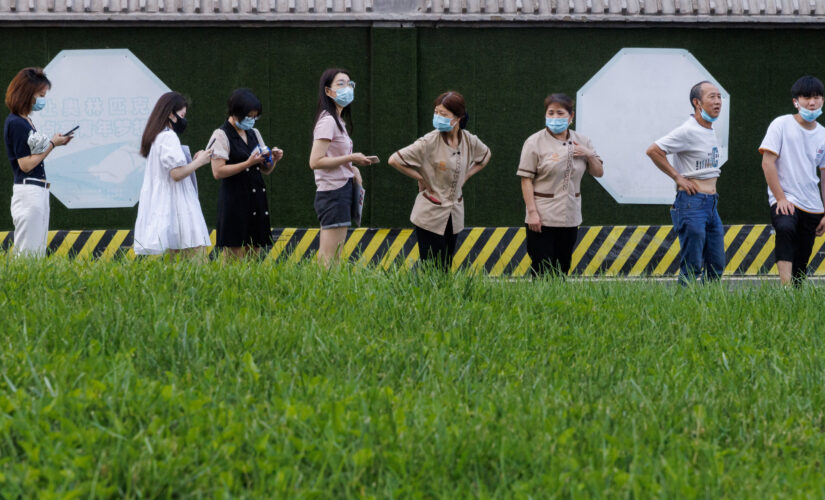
1 27 823 231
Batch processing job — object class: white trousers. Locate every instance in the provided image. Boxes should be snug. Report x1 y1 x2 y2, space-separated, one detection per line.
11 184 50 257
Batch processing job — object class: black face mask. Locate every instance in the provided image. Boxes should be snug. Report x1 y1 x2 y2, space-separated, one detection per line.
170 112 187 135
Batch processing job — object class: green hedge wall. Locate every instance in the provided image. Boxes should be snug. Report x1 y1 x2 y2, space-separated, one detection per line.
1 26 824 230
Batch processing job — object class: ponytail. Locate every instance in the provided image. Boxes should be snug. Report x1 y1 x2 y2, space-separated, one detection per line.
459 112 469 130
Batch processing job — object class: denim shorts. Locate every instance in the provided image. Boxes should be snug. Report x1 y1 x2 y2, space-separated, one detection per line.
314 179 353 229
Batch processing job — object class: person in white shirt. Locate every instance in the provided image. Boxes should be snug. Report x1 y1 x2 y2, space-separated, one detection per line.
759 76 825 286
133 91 213 258
646 81 725 285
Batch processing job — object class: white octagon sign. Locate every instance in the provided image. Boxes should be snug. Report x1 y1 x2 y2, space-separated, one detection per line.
576 48 730 204
33 49 170 208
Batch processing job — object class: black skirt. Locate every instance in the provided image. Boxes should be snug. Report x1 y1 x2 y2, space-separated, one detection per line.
216 164 272 247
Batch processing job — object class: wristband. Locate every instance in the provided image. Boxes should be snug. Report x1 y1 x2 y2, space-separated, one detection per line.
49 140 56 149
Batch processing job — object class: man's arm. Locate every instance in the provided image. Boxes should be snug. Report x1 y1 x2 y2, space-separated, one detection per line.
761 150 794 216
645 143 698 195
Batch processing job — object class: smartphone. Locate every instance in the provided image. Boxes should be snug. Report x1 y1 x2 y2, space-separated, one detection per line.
366 155 380 164
64 125 79 136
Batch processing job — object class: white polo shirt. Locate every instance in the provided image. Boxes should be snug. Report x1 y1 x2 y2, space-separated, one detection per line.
759 114 825 213
655 116 721 180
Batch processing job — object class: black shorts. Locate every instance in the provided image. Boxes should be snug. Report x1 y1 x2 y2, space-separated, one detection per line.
770 203 821 282
314 179 353 229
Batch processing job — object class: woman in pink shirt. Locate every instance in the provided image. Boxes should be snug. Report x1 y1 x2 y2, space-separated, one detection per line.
309 68 379 266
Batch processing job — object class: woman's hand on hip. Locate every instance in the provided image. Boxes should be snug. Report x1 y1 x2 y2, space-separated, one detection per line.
417 179 439 199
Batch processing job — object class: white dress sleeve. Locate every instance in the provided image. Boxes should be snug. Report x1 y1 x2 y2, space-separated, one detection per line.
158 132 187 170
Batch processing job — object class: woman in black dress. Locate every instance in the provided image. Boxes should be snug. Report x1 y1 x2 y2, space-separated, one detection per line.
209 88 283 258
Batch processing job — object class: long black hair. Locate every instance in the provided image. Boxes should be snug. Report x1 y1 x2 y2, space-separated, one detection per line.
140 91 188 157
313 68 353 135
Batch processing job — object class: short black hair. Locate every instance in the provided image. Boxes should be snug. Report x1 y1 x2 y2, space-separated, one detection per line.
689 81 712 108
544 93 574 115
791 76 825 99
227 88 262 119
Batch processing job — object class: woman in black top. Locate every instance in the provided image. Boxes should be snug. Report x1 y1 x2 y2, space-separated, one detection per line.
208 89 283 258
3 67 72 256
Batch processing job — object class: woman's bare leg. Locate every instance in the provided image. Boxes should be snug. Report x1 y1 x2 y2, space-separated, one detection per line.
222 247 246 260
317 227 348 267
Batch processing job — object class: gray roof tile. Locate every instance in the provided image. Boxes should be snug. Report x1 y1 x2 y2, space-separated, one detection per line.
2 0 824 20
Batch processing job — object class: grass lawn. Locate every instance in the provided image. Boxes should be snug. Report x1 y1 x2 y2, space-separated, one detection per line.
1 258 825 498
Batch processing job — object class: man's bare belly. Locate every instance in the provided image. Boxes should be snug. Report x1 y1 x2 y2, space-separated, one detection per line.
678 177 717 194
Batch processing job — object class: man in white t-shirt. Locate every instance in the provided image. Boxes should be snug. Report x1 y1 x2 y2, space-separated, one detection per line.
646 81 725 284
759 76 825 286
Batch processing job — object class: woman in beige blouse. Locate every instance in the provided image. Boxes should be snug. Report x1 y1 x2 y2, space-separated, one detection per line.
388 91 491 271
517 93 604 277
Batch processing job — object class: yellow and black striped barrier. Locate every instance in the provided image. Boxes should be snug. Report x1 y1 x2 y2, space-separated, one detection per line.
1 224 823 276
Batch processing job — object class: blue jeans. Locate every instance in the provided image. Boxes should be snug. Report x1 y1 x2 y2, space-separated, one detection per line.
670 191 726 284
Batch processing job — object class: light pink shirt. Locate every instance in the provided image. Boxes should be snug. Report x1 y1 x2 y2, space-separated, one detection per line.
313 110 354 191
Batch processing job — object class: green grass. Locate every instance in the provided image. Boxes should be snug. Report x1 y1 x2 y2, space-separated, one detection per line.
1 258 825 498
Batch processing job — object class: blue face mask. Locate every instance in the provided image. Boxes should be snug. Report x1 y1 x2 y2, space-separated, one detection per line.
798 105 823 122
236 116 257 131
32 97 46 112
545 117 569 134
433 114 454 132
333 87 354 107
700 109 718 123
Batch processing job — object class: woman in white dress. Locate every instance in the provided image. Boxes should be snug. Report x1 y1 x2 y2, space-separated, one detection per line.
133 92 213 258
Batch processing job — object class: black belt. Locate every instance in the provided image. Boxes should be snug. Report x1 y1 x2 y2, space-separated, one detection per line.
16 178 50 189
